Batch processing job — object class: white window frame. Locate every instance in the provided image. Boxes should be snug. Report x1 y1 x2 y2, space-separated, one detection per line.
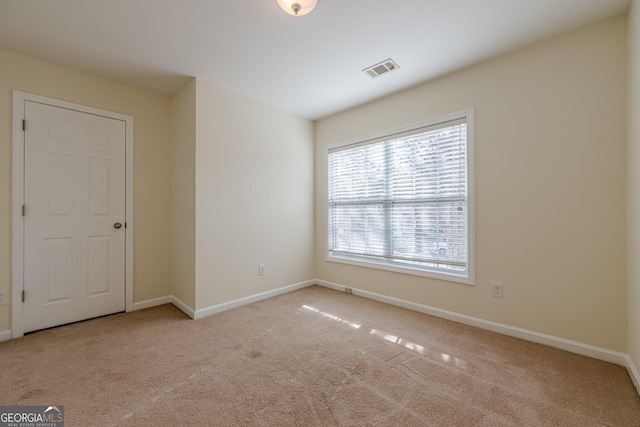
324 109 475 285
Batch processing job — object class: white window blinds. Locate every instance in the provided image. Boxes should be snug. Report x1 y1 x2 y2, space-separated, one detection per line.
328 117 470 278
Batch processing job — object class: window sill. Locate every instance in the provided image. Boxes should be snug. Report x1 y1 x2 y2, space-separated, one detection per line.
325 254 475 286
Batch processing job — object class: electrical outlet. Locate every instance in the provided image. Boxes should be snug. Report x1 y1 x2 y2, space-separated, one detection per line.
491 282 503 298
0 290 7 306
258 265 266 277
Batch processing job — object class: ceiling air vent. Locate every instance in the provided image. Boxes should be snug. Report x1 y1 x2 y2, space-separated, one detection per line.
363 58 400 79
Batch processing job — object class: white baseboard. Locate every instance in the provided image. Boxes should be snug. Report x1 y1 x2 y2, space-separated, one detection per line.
103 278 640 397
133 296 173 311
194 279 315 320
133 295 195 319
171 295 195 319
313 279 628 367
0 330 11 343
315 280 345 292
626 355 640 395
131 280 315 321
3 277 639 398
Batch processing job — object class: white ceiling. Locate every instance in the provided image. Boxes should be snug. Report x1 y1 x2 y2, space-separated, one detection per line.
0 0 631 120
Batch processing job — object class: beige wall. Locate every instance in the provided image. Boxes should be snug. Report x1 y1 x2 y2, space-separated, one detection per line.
194 79 314 310
0 48 173 330
171 79 197 308
315 16 628 351
628 0 640 368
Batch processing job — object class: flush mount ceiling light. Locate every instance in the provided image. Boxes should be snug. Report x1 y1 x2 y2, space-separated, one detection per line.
276 0 318 16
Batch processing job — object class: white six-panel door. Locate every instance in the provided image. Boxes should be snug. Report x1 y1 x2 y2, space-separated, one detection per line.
23 101 126 333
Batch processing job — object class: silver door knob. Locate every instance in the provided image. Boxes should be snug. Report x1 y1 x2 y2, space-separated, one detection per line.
114 222 122 229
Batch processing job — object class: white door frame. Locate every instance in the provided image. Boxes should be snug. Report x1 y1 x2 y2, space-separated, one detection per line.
11 90 134 338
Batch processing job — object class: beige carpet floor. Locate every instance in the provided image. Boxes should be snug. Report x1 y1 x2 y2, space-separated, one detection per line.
1 285 639 426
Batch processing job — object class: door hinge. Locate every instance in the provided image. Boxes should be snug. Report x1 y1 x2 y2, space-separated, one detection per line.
21 290 25 302
22 119 25 131
22 205 25 216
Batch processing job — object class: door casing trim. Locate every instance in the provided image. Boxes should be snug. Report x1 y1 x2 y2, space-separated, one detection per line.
11 90 134 338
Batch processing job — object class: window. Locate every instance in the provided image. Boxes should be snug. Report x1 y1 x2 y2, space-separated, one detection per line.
326 110 474 284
